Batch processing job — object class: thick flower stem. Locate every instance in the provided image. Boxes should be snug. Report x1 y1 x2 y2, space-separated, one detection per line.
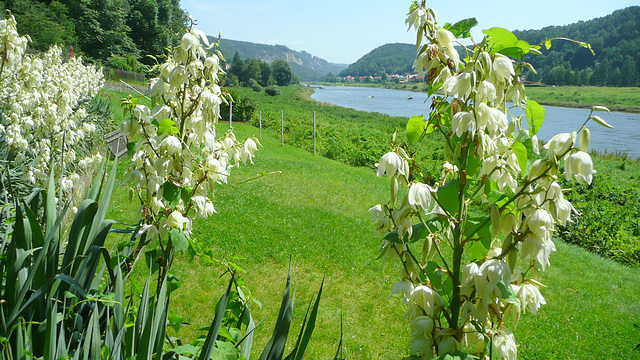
449 241 464 335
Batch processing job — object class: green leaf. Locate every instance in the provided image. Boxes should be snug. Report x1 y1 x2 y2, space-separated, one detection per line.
446 18 478 38
144 249 159 274
211 340 240 360
512 141 528 176
170 344 199 356
465 142 481 178
199 275 234 360
487 190 508 207
465 217 492 261
483 27 518 47
170 229 189 252
544 39 552 50
496 46 525 59
497 281 519 303
525 100 545 136
158 118 178 135
436 180 460 215
162 181 181 207
406 115 426 144
436 350 481 360
126 141 137 157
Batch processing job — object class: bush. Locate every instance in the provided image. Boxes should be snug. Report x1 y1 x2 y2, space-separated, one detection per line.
265 86 281 96
558 174 640 265
220 87 257 122
252 83 263 92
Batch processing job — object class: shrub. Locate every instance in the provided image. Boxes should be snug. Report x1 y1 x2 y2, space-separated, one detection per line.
265 86 281 96
220 87 257 122
252 82 263 92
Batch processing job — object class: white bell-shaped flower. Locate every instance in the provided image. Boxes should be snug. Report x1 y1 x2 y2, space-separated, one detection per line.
376 152 406 178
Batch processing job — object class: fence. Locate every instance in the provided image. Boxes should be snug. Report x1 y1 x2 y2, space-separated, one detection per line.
231 109 318 156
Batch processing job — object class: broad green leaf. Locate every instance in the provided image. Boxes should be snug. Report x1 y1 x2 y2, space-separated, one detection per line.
496 46 525 59
126 141 137 157
465 216 492 261
436 180 460 215
446 18 478 38
162 181 181 207
487 190 508 207
406 115 426 144
170 344 199 356
210 340 240 360
544 39 552 50
158 118 178 135
512 141 528 176
590 115 614 129
483 27 518 47
525 100 545 136
170 229 189 252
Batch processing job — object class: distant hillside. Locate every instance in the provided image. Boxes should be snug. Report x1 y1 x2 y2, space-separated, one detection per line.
212 38 347 81
339 43 415 77
514 6 640 86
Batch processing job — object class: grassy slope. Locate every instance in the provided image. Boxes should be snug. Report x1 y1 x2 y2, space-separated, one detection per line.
104 88 640 359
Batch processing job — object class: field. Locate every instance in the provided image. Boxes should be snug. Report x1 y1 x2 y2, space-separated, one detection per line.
103 85 640 359
526 86 640 113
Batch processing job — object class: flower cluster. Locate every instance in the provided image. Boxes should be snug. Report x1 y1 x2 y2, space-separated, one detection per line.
0 15 104 193
370 3 609 359
123 20 260 257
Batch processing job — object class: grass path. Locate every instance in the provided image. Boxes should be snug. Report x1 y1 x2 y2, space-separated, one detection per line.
107 117 640 359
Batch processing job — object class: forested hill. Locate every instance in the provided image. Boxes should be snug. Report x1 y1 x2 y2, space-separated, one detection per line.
514 6 640 86
214 38 348 81
339 43 415 77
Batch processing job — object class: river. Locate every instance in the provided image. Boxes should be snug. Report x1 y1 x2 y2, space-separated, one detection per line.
310 85 640 158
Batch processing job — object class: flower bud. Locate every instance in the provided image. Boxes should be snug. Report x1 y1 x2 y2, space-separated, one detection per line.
579 127 590 152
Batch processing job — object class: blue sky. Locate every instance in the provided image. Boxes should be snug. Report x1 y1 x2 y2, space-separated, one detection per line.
182 0 639 64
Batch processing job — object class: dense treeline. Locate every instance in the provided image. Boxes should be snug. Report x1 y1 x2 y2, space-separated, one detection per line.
339 43 415 77
515 6 640 86
226 52 298 87
2 0 186 68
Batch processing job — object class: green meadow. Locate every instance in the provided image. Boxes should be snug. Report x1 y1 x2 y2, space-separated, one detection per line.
103 86 640 359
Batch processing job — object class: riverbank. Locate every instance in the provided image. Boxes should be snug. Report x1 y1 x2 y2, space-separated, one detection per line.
310 82 640 113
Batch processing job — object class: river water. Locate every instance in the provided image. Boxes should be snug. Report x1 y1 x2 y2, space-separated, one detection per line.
310 85 640 158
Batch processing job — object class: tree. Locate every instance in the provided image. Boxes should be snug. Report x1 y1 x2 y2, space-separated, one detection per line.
259 61 273 87
4 0 76 51
242 58 262 85
272 59 293 86
229 51 244 80
61 0 138 59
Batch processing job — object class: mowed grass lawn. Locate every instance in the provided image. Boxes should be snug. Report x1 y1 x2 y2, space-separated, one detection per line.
107 118 640 359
